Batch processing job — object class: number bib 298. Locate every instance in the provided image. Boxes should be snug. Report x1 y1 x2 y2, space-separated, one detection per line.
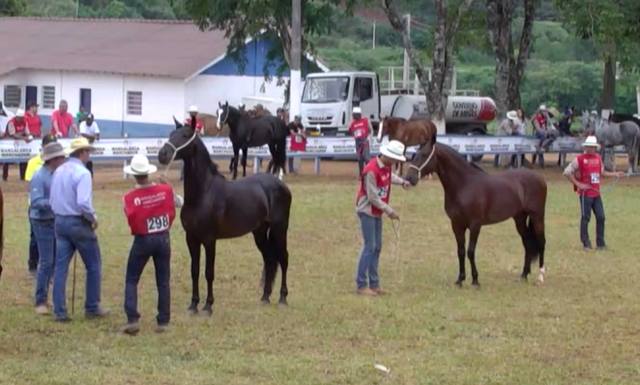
146 215 170 233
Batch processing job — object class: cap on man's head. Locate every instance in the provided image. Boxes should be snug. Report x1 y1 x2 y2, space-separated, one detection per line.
86 113 94 120
188 105 198 113
15 108 25 117
352 106 362 114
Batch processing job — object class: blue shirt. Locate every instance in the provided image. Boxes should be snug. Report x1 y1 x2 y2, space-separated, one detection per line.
50 158 96 222
29 165 55 220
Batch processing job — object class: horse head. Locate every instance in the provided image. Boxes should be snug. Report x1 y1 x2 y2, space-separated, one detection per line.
217 101 231 130
158 121 198 165
405 130 437 185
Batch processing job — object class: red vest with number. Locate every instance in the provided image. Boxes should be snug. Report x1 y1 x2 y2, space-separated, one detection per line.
290 132 306 152
349 118 369 139
356 158 391 217
123 184 176 236
8 117 27 134
575 153 602 198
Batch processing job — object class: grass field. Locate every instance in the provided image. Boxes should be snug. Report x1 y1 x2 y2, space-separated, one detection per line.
0 160 639 385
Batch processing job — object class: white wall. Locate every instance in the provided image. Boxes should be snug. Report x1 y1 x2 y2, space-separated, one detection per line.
185 74 288 115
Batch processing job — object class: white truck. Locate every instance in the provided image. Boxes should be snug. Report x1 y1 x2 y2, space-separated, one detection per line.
300 71 496 136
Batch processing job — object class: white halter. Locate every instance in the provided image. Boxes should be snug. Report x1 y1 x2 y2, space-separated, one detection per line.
408 144 436 180
162 128 199 176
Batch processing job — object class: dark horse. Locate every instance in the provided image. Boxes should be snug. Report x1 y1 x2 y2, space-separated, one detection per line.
217 102 288 180
158 121 292 313
405 134 547 285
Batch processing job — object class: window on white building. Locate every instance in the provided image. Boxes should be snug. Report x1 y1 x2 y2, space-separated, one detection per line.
127 91 142 115
3 85 21 108
42 86 56 109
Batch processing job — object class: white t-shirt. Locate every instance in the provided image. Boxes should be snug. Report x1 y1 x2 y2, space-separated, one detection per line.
79 121 100 136
0 109 14 137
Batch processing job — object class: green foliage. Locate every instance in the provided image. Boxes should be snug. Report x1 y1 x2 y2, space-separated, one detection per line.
0 0 26 15
25 0 76 16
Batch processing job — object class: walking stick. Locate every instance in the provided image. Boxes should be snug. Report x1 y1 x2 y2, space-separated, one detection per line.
71 252 77 315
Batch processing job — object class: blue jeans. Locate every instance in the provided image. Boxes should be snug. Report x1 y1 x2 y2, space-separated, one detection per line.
28 214 39 272
356 213 382 289
580 195 606 247
124 233 171 325
52 216 102 318
32 219 56 306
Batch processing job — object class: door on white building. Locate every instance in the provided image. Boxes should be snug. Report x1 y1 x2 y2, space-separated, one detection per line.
80 88 92 112
25 86 37 108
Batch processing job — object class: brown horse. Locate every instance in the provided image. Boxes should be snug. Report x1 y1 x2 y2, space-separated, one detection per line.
377 116 437 146
0 185 3 280
405 135 547 286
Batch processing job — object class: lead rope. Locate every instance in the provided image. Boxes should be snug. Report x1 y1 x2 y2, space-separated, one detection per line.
391 218 403 284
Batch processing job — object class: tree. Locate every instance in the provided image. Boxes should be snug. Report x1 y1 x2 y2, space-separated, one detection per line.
555 0 640 110
486 0 536 117
382 0 475 130
0 0 26 15
183 0 355 78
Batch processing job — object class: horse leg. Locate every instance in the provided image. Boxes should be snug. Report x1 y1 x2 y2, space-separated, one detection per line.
452 222 466 286
467 225 481 286
241 146 248 177
202 239 216 316
186 233 201 313
232 146 239 180
531 212 546 284
271 224 289 305
514 214 533 281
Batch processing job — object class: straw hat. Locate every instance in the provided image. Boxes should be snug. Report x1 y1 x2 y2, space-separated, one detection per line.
41 142 66 162
65 137 94 155
582 136 600 148
506 110 518 121
380 140 406 162
124 154 157 176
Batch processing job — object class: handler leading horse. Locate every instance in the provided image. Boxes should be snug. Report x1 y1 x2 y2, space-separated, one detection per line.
405 133 547 285
158 121 292 314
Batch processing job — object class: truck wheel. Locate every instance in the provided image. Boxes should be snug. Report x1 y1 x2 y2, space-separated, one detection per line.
469 129 486 162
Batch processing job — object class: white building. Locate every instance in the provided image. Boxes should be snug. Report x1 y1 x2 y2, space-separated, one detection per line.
0 17 328 137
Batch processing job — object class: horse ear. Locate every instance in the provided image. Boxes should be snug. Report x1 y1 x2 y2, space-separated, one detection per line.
218 101 222 108
173 116 183 129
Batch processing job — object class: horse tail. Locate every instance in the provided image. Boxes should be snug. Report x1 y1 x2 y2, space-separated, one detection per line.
526 216 540 263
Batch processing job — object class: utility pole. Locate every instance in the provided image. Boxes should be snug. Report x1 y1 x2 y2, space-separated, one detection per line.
402 14 411 90
76 0 80 17
290 0 302 122
372 21 376 50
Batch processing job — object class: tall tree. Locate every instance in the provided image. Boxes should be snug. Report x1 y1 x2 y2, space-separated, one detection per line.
382 0 475 131
555 0 640 110
0 0 26 15
486 0 536 117
184 0 355 78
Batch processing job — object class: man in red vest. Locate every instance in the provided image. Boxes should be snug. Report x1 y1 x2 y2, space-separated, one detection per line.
564 136 624 250
25 102 42 139
348 106 372 177
121 154 181 335
51 100 77 138
354 140 410 296
4 108 33 180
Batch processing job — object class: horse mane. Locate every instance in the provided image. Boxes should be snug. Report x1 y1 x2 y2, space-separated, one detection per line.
436 142 486 174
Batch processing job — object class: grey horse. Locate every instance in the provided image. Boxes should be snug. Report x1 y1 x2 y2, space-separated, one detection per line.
581 111 640 174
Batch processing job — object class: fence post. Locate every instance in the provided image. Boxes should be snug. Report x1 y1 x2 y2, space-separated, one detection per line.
314 157 321 175
253 156 260 174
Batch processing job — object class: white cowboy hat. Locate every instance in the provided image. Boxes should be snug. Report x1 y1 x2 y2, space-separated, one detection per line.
506 110 518 121
352 106 362 114
41 142 66 162
188 105 198 113
65 137 94 155
582 135 600 148
15 108 25 117
539 104 547 111
380 140 406 162
124 154 158 176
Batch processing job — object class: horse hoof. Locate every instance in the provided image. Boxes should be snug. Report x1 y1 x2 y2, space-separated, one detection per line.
278 298 288 306
520 276 529 282
455 280 463 287
261 298 270 305
472 281 480 287
188 305 198 315
202 307 213 317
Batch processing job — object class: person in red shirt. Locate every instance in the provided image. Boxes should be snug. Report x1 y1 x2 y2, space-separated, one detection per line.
348 106 372 177
25 102 42 138
564 136 624 250
121 154 181 335
51 100 77 138
184 105 204 135
288 115 306 173
354 140 410 296
4 108 33 180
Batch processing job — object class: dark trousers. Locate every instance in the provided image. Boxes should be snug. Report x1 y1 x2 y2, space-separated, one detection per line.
29 217 39 272
86 161 94 176
580 195 605 248
124 233 171 325
2 163 27 181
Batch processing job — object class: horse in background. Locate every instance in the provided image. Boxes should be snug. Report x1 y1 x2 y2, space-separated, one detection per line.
158 122 292 313
217 102 288 180
405 135 547 286
581 111 640 173
377 116 437 173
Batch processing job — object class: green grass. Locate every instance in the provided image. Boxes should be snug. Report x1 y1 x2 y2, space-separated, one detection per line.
0 165 639 384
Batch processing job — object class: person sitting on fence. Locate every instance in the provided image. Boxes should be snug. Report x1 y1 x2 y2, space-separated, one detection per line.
558 106 575 137
288 115 306 174
51 100 78 138
4 108 33 181
79 113 100 175
532 105 558 167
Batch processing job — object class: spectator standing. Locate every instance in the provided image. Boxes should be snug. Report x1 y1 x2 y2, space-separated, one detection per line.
51 100 77 138
31 142 67 315
348 107 372 177
79 113 100 175
121 155 179 335
50 137 107 322
288 115 306 174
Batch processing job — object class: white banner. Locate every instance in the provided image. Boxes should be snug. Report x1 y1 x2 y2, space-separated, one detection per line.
0 136 622 162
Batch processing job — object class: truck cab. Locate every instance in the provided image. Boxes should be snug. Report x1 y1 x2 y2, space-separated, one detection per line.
301 72 380 136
